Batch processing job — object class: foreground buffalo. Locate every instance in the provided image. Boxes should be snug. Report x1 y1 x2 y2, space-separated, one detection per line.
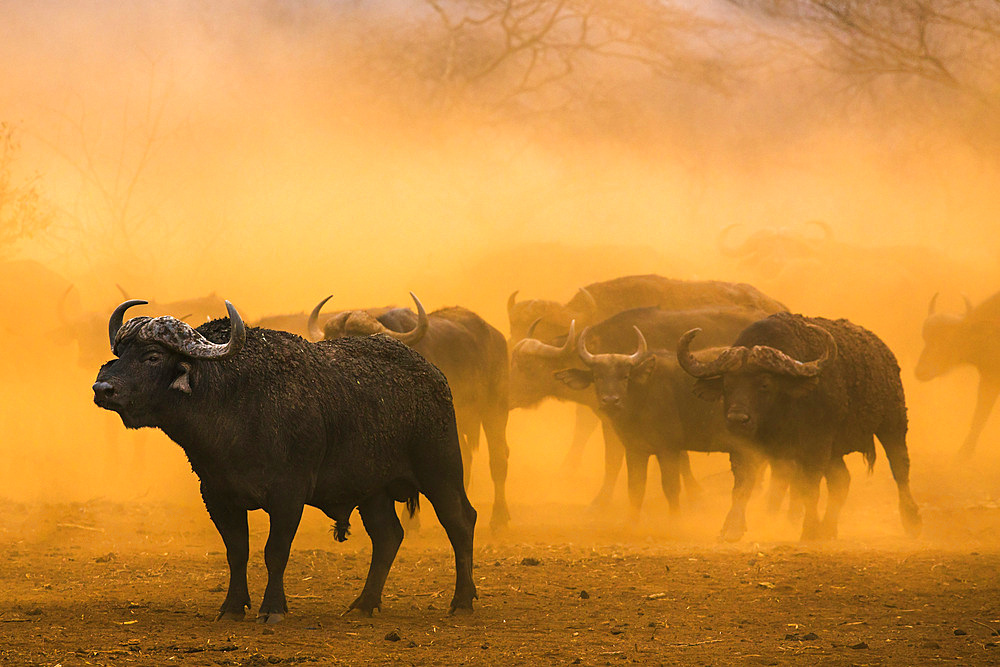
310 294 511 529
916 292 1000 458
93 300 477 621
677 313 922 540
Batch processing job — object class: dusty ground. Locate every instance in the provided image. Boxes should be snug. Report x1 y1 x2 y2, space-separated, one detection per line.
3 466 1000 667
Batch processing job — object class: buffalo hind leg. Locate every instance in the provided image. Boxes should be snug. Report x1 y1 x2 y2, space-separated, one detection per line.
482 406 511 530
819 457 850 540
562 404 600 472
346 491 404 616
877 425 922 537
422 485 478 614
678 451 703 508
957 375 1000 460
258 495 305 624
456 412 480 490
794 460 825 541
203 488 250 621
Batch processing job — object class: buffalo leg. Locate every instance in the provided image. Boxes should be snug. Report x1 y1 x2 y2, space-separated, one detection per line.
455 412 480 490
562 404 600 472
876 425 922 537
346 492 404 616
422 485 478 613
656 451 682 516
765 458 794 515
792 461 825 540
257 496 305 624
590 420 625 508
624 448 650 520
203 488 250 621
678 452 703 507
819 457 850 540
958 375 1000 459
482 406 511 530
719 449 762 542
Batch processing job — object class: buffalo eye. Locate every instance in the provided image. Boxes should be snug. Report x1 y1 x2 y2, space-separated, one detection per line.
142 351 163 365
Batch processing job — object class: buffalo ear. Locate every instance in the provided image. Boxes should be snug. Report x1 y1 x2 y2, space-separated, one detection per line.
554 368 593 390
170 361 193 394
630 356 656 385
692 377 724 402
784 375 820 398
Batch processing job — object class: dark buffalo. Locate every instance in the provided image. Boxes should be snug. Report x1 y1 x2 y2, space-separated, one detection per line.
677 312 922 540
554 326 763 540
507 274 786 473
512 306 766 506
309 294 511 529
93 300 477 621
916 292 1000 458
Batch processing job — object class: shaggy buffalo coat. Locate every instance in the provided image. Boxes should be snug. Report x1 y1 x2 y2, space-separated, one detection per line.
94 315 477 621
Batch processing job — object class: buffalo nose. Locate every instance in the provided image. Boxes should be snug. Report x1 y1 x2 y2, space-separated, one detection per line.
727 411 751 425
600 395 621 408
93 381 115 399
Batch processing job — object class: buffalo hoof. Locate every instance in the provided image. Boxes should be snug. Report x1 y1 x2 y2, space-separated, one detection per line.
901 508 923 538
955 443 977 461
256 612 284 625
489 508 511 532
343 596 380 617
449 605 474 616
718 525 745 543
216 609 247 622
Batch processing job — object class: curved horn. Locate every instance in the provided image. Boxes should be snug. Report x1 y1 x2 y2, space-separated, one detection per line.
747 323 837 377
382 292 428 345
676 328 749 378
804 219 833 242
170 301 246 360
718 224 748 257
525 317 542 339
963 294 973 317
308 295 333 341
576 325 598 366
628 326 648 364
576 287 598 316
927 293 939 318
507 290 519 316
108 299 149 348
115 284 131 300
514 320 576 359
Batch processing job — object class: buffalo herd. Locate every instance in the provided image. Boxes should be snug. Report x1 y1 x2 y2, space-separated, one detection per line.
76 268 1000 621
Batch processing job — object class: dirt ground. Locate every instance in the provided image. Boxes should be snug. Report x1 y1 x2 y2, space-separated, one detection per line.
3 457 1000 667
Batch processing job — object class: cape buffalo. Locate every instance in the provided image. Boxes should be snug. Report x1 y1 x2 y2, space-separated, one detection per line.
507 274 786 476
93 300 477 621
512 306 766 507
677 313 922 540
309 294 511 529
554 326 761 540
916 292 1000 458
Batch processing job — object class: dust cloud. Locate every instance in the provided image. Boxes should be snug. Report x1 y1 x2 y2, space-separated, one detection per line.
1 1 999 550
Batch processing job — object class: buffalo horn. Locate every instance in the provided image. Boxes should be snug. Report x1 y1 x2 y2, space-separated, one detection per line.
513 320 576 359
576 326 597 366
507 290 519 316
675 328 749 378
381 292 428 345
926 293 939 318
108 299 149 348
174 301 246 359
746 323 837 377
628 326 648 364
308 295 333 341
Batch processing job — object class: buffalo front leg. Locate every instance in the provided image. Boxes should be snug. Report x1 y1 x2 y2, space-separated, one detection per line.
819 457 850 540
957 375 1000 459
257 496 305 624
346 492 404 616
203 488 250 621
719 449 762 542
794 461 825 541
624 448 650 521
656 450 682 516
678 451 703 507
589 420 625 508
